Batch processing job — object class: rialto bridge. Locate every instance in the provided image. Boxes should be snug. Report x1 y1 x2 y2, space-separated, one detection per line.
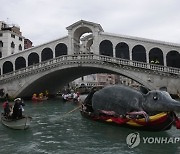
0 20 180 98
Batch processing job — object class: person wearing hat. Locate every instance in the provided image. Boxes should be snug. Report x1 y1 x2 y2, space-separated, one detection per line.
12 98 25 119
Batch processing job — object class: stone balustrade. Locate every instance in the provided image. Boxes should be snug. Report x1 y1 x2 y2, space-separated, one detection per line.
0 54 179 83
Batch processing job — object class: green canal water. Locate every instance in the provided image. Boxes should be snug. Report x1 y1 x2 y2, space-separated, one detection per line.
0 99 180 154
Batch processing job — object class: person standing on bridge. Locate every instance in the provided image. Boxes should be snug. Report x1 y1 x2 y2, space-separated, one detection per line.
150 60 154 64
155 59 160 65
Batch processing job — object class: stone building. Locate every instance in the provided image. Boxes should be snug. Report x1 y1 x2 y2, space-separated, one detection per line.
0 21 32 59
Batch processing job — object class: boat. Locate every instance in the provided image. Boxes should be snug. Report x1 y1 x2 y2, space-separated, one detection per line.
1 114 32 130
80 105 180 131
32 96 48 102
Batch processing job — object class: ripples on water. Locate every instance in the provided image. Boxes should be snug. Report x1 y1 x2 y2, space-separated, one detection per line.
0 99 180 154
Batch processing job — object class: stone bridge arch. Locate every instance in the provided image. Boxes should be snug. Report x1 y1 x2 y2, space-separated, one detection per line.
14 62 155 98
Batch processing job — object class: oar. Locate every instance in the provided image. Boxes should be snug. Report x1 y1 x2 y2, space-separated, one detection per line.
57 106 81 120
64 106 81 115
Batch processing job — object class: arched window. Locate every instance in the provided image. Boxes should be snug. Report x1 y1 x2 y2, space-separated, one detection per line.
28 52 39 66
0 41 3 47
132 45 146 62
3 61 13 74
15 57 26 70
41 48 53 62
55 43 68 57
11 42 15 48
115 42 129 60
149 48 164 65
99 40 113 57
166 50 180 68
19 44 22 51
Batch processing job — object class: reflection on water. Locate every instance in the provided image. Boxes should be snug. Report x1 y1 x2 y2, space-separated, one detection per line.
0 99 180 154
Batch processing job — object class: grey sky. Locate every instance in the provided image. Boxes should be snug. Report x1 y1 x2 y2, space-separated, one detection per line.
1 0 180 46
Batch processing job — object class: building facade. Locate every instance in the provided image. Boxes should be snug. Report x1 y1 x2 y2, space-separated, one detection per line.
0 21 32 59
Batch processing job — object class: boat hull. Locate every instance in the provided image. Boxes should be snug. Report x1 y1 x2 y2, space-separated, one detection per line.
1 115 32 130
80 110 175 131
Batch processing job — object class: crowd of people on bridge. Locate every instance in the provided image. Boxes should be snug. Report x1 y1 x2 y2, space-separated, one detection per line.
150 59 160 64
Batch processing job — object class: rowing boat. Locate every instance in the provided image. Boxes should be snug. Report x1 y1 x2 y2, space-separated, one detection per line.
1 114 32 130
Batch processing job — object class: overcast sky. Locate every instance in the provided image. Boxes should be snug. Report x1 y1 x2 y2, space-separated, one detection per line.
1 0 180 46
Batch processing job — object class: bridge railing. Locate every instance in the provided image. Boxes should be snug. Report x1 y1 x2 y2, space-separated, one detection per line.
96 54 180 75
0 54 180 82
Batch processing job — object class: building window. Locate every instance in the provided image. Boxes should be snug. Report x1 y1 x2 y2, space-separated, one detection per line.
19 37 22 41
11 34 15 38
0 41 3 47
11 49 14 54
0 52 2 58
11 42 15 48
0 33 2 37
19 44 22 50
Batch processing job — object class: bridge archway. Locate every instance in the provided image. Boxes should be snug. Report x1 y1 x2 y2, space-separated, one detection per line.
132 45 146 62
41 48 53 61
73 26 93 54
166 50 180 68
3 61 13 74
115 42 129 60
15 57 26 70
16 61 154 97
55 43 67 57
28 52 39 66
99 40 113 57
149 48 164 65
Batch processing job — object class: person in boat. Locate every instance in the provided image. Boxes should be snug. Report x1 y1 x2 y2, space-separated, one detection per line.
2 100 11 117
82 87 97 112
73 92 80 103
32 93 38 101
39 93 43 100
12 98 25 119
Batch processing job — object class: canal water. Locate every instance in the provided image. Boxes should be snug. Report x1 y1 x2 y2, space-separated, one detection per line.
0 99 180 154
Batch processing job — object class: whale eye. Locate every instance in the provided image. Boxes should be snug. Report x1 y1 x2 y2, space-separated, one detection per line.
153 96 158 100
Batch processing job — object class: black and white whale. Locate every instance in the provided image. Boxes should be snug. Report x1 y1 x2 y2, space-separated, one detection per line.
91 85 180 118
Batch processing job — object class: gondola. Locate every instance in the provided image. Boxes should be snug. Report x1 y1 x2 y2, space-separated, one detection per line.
80 105 179 131
1 113 32 130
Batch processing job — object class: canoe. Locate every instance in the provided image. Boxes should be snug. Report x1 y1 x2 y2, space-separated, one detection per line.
1 114 32 130
80 106 177 131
